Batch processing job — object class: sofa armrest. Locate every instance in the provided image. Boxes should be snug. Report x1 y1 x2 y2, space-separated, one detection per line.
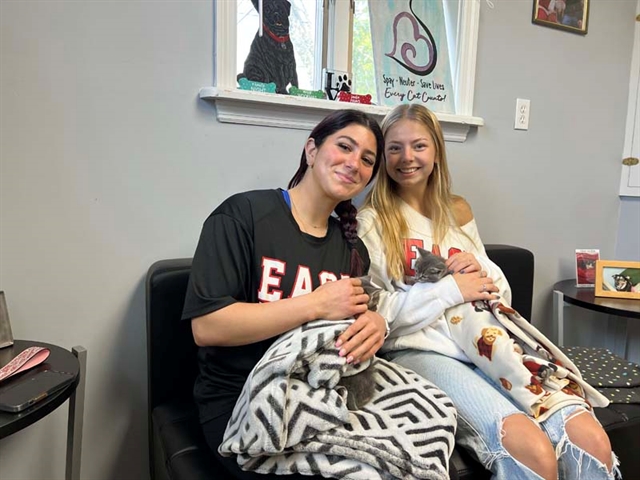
484 244 534 321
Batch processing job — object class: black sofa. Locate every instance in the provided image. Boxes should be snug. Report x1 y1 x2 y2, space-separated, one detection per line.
146 245 640 480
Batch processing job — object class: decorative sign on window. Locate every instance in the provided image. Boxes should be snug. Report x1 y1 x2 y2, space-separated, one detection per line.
237 0 299 95
236 0 320 95
369 0 455 113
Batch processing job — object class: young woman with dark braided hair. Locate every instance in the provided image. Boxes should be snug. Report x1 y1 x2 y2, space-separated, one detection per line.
181 109 392 480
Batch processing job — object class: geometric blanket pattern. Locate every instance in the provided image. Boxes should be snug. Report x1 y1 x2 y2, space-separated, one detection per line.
219 320 457 480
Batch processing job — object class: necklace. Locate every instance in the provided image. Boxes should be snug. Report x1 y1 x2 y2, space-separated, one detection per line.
289 192 327 232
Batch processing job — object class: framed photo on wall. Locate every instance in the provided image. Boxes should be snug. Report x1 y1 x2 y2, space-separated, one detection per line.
532 0 589 35
594 260 640 299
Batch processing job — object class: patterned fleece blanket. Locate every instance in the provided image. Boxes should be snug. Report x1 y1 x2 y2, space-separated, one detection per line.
219 320 457 480
445 260 609 422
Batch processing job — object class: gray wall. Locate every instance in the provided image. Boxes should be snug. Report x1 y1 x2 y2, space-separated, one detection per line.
0 1 637 479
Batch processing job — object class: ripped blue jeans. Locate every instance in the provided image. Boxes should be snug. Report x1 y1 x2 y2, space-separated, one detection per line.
385 349 620 480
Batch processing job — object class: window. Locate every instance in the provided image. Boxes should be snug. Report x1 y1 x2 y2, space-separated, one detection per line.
201 0 485 142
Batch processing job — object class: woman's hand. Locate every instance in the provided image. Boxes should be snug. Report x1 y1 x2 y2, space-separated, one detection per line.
334 310 387 364
453 269 500 302
446 251 481 274
311 277 369 320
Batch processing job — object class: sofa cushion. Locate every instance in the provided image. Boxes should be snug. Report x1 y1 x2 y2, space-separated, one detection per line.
147 249 640 480
450 448 490 480
152 401 234 480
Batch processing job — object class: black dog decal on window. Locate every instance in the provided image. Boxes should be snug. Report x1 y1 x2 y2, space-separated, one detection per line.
238 0 298 95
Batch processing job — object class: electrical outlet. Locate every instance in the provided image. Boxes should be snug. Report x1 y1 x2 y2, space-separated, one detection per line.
515 98 530 130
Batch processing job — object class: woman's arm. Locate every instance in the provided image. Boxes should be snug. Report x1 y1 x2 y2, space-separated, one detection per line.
357 214 464 338
192 276 369 347
368 254 464 339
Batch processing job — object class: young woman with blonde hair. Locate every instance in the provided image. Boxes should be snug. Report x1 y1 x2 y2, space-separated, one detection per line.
357 104 618 480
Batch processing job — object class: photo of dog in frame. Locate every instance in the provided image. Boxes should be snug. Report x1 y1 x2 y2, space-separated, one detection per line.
237 0 299 95
594 260 640 300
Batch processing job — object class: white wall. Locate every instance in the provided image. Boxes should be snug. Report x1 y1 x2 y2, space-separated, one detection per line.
0 1 637 479
447 1 638 339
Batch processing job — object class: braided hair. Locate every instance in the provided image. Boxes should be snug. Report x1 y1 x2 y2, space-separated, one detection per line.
288 109 384 277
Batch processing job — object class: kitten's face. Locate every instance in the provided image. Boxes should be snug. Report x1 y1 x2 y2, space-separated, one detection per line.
414 247 449 283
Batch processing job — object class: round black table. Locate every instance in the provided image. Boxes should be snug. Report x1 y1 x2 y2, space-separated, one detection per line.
0 340 79 437
553 279 640 349
0 340 86 480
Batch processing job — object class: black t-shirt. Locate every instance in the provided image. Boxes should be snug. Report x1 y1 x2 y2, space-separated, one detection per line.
182 189 370 424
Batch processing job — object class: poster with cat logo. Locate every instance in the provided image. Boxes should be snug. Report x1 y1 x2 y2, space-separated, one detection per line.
368 0 455 113
575 249 600 288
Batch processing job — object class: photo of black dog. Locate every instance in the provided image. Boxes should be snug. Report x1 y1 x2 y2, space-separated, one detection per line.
237 0 298 95
612 274 633 292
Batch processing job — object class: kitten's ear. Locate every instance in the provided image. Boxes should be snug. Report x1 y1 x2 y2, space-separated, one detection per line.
359 275 373 291
359 275 382 293
416 246 430 258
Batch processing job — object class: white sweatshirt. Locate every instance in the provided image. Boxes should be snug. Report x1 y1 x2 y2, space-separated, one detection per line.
357 201 511 361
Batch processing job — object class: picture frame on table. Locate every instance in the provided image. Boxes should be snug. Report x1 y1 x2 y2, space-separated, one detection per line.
532 0 589 35
575 249 599 288
0 291 14 349
594 260 640 299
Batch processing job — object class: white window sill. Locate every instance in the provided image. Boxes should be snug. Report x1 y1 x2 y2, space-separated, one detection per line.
199 87 484 143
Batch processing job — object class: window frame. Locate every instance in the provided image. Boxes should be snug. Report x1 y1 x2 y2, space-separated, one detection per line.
201 0 484 142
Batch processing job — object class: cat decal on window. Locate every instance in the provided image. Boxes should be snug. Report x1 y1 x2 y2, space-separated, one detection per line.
385 0 438 76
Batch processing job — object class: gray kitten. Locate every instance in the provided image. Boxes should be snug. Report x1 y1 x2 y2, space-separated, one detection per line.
337 362 377 410
413 247 451 283
337 254 450 410
335 276 383 410
360 248 450 311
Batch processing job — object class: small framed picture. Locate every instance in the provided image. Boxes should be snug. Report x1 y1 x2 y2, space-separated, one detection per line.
575 249 599 287
532 0 589 35
595 260 640 299
322 68 352 101
0 291 14 349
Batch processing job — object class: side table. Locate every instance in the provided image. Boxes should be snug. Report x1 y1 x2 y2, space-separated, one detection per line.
553 279 640 356
0 340 87 480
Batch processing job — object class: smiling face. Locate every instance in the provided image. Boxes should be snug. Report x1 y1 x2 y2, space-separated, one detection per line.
384 118 437 197
305 124 378 202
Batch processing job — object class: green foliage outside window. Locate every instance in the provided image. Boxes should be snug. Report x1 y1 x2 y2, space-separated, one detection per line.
352 0 378 104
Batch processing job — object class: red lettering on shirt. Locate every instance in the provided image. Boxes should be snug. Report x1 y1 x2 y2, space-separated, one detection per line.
404 240 466 276
404 239 425 276
258 257 285 302
258 258 351 301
